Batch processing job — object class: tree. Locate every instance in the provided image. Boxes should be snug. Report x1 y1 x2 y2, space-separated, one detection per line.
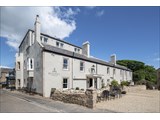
117 60 157 84
117 60 145 72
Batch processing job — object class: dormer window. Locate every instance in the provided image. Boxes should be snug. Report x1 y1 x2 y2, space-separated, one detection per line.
74 48 80 53
60 43 64 48
44 37 48 43
74 48 77 52
77 49 80 53
56 42 59 47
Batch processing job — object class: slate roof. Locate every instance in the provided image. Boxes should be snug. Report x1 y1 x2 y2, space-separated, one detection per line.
42 43 131 71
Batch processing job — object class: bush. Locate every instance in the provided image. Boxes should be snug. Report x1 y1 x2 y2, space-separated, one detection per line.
136 80 147 85
121 91 127 94
121 81 130 86
146 81 155 90
75 87 79 90
111 80 119 87
81 89 84 91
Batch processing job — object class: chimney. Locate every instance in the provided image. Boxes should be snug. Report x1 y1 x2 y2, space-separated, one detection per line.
110 54 116 65
82 41 90 57
34 15 40 43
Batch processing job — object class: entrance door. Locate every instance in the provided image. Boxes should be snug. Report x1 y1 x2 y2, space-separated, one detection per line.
89 78 93 87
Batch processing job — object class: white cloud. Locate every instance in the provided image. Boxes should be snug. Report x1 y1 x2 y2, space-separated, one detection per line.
154 58 160 61
0 65 12 69
96 10 104 17
0 7 79 51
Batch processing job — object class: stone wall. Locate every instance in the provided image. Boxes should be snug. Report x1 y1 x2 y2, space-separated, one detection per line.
124 85 146 92
51 88 97 108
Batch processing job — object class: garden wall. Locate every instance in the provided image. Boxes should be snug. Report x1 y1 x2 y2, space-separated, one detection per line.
51 89 97 108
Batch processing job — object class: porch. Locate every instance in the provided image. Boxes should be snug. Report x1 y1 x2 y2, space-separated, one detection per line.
86 74 103 89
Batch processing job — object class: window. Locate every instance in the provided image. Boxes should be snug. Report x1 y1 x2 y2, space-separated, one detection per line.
30 59 33 69
27 58 34 70
63 58 69 70
91 68 95 73
74 48 77 52
17 62 20 70
91 65 95 73
107 67 110 74
113 69 116 75
44 37 48 43
60 43 64 48
125 71 127 77
120 70 122 76
63 78 68 88
74 48 80 53
56 42 59 47
80 61 84 71
40 36 43 41
129 72 132 77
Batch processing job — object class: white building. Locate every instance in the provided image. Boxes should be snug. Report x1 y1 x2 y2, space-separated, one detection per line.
15 15 132 97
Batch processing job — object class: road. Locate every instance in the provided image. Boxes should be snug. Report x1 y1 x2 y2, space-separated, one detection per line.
0 89 113 113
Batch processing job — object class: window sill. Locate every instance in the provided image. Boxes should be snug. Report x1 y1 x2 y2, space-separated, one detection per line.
80 70 85 72
63 68 69 71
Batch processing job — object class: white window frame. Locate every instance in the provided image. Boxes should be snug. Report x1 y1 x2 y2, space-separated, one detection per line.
113 68 116 75
63 58 69 70
80 61 85 72
56 41 59 47
63 78 68 89
17 62 20 70
27 58 34 70
60 43 64 48
44 37 48 43
107 67 110 74
74 48 77 52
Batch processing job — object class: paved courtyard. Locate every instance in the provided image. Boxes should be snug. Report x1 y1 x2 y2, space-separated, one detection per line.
0 87 160 113
96 88 160 113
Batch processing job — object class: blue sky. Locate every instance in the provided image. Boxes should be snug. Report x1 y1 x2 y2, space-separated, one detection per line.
0 6 160 68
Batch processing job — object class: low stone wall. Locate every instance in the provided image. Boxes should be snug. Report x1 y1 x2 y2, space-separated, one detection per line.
124 85 146 92
51 89 97 108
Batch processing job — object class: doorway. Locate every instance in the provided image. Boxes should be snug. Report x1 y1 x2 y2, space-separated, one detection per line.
89 78 93 87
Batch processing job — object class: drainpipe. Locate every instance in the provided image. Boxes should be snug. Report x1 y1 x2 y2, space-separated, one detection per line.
72 53 74 89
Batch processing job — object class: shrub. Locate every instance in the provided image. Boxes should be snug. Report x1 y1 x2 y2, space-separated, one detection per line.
121 81 130 86
146 81 155 90
111 80 119 87
121 91 127 94
81 89 84 91
75 87 79 90
136 80 147 85
146 81 157 90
